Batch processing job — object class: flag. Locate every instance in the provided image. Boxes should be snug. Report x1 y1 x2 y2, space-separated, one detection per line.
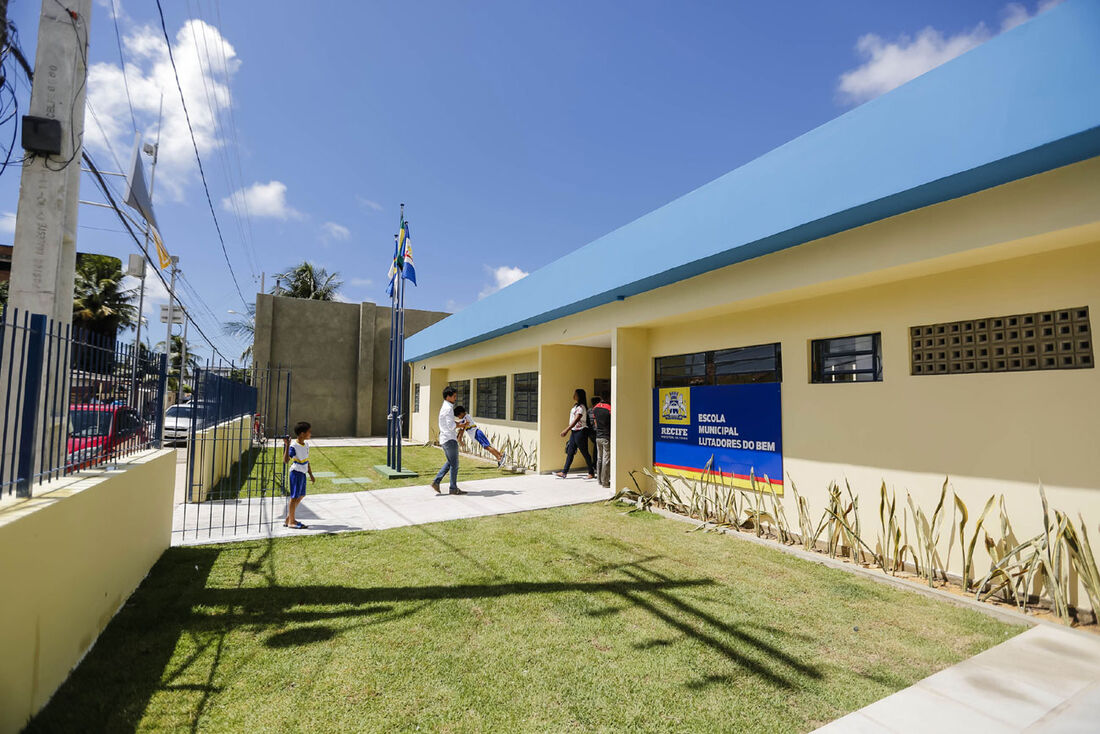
386 217 417 296
123 133 172 270
400 222 416 286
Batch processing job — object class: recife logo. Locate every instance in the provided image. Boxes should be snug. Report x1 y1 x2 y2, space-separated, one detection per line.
659 388 690 425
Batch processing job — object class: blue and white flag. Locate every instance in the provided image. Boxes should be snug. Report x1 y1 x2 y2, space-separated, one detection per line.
386 219 417 296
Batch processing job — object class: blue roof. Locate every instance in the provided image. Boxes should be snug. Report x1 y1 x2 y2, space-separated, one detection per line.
407 0 1100 363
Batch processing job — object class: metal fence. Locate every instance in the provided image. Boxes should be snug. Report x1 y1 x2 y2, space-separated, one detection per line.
175 364 292 541
0 307 168 498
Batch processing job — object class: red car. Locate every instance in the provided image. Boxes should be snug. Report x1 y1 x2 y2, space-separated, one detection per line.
66 404 146 470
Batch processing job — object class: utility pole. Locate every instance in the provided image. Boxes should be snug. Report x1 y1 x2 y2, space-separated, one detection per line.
9 0 93 321
131 97 162 393
163 257 179 408
177 310 188 406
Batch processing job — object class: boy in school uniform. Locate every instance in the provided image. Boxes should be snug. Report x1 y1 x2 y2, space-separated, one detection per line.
453 405 508 468
282 421 315 529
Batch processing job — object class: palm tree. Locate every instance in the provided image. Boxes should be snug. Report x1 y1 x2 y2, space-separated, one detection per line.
271 262 343 301
156 334 200 389
223 304 255 362
72 254 137 339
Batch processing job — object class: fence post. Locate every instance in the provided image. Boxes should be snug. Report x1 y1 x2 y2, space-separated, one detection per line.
16 313 48 498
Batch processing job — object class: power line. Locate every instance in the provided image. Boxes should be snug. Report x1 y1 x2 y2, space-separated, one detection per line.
154 0 249 311
109 0 138 135
83 151 236 364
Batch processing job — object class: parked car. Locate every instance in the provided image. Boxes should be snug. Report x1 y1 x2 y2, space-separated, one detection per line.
163 403 196 445
66 404 146 470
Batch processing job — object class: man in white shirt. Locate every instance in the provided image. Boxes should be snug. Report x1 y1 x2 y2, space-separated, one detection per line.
431 386 466 494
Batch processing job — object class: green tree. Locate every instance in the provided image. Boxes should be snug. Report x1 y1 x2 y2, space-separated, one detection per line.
0 280 8 309
223 304 255 362
73 254 137 338
156 334 200 389
270 262 343 301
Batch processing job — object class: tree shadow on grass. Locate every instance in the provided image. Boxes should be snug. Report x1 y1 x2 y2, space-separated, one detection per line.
26 542 827 733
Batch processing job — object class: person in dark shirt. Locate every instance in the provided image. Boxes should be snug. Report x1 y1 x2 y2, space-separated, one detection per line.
590 396 611 489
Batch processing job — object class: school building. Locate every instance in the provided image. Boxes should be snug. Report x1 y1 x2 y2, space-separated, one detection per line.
405 2 1100 568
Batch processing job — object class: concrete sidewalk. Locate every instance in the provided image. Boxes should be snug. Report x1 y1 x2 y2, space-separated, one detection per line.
815 623 1100 733
172 472 611 545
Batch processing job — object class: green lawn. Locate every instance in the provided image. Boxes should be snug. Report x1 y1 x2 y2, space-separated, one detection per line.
210 445 505 499
28 504 1021 733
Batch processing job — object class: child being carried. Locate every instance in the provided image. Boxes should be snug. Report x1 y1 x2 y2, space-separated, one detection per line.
453 405 507 468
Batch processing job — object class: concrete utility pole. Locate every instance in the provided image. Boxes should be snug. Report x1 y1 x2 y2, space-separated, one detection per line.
9 0 93 322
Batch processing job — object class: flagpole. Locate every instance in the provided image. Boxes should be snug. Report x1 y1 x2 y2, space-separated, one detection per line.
388 204 404 469
396 229 407 470
130 95 163 406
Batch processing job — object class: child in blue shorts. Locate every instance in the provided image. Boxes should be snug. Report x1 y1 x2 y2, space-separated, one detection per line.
453 406 507 468
282 421 315 529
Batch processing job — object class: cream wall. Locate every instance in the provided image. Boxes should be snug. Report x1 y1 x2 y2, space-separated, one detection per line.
188 415 252 502
410 353 542 460
538 345 611 473
642 240 1099 603
0 449 176 733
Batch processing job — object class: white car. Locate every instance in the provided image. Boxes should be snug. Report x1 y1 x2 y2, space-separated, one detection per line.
163 404 195 445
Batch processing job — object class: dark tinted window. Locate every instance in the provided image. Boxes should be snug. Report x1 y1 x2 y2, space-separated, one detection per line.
655 343 781 387
513 372 538 422
811 333 882 383
475 376 506 420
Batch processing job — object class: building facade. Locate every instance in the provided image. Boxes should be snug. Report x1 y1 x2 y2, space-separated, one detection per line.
405 3 1100 600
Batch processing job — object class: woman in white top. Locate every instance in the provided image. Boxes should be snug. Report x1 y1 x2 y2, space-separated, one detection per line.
554 388 595 479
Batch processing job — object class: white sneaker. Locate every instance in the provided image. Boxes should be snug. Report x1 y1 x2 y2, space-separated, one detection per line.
497 453 507 468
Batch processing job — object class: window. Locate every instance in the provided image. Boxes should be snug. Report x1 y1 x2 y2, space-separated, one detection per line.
448 380 470 412
513 372 538 422
655 343 782 388
811 333 882 383
476 376 507 420
910 307 1092 374
413 383 420 412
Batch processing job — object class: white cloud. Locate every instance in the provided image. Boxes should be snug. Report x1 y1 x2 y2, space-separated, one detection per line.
85 16 242 199
350 277 373 287
478 265 529 299
221 181 302 220
837 2 1062 105
356 196 384 213
322 221 351 241
0 212 15 236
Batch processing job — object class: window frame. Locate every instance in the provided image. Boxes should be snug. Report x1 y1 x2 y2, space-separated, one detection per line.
654 343 782 388
512 371 539 423
810 333 882 383
475 376 507 420
413 383 421 412
447 380 471 413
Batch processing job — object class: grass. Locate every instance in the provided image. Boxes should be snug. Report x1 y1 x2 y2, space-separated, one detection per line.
207 444 506 499
28 503 1022 733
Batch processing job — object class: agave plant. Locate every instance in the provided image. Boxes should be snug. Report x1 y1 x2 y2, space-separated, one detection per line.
789 478 817 551
906 479 949 587
954 492 996 591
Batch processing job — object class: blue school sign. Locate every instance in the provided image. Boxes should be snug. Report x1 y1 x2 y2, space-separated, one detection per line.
653 383 783 493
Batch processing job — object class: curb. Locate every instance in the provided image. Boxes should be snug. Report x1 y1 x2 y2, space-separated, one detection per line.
615 498 1099 640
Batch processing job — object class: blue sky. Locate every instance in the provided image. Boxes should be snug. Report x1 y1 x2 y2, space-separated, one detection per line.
0 0 1061 362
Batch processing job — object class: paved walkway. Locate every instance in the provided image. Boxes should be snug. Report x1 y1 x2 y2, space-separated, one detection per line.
815 623 1100 733
172 473 611 545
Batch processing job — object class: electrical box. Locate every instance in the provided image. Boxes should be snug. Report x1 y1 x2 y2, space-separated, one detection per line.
127 254 146 278
21 116 62 156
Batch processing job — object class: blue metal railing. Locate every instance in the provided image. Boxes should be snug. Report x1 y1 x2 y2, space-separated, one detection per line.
0 307 168 498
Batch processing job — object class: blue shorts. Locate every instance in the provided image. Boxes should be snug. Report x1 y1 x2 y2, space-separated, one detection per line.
473 429 491 448
289 470 307 499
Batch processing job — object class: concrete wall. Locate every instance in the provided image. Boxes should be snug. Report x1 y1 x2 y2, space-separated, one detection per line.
254 295 447 437
188 415 252 502
0 449 176 733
